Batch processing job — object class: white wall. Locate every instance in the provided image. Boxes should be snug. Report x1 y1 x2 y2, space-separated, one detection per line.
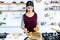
0 0 60 33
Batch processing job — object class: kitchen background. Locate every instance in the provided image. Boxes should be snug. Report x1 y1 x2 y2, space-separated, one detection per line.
0 0 60 33
0 0 60 40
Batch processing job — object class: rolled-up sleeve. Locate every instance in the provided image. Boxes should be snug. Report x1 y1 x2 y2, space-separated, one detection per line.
21 15 25 26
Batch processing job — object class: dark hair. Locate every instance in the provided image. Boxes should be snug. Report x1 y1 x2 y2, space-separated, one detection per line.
26 1 35 13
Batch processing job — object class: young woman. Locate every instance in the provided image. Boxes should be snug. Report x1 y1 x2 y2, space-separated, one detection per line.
21 1 39 33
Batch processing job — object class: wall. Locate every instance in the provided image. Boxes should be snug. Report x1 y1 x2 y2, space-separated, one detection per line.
0 0 60 33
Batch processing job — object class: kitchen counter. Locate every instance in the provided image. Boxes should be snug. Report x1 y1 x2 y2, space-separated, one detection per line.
4 33 28 40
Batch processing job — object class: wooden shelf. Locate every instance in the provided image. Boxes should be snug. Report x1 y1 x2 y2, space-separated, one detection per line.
0 10 25 12
0 3 26 5
44 1 60 5
0 2 26 12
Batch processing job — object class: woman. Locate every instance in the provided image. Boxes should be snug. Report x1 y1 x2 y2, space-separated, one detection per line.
21 1 39 33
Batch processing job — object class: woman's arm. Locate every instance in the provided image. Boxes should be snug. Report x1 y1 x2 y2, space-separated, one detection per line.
35 14 41 31
21 16 28 33
21 26 28 33
36 24 40 28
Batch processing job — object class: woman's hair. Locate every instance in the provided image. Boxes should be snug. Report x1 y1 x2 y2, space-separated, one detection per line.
26 1 35 13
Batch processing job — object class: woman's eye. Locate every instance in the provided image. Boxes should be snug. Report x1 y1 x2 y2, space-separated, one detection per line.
27 7 33 9
28 7 30 9
27 7 30 9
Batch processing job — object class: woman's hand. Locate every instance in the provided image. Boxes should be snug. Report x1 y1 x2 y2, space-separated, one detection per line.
21 26 29 33
24 29 29 33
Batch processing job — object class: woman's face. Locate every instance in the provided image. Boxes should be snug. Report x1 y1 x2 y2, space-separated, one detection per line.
26 6 33 12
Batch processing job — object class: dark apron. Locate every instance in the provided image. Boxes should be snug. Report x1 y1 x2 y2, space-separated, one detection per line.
23 13 37 32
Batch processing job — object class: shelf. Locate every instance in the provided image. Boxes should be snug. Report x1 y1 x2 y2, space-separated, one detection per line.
44 1 60 5
44 9 60 11
0 10 25 12
0 3 26 5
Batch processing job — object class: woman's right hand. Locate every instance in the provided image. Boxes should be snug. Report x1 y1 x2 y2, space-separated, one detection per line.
24 29 29 33
21 26 29 33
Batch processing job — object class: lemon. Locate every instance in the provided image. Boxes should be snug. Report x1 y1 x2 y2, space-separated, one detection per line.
34 27 39 31
29 32 32 36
